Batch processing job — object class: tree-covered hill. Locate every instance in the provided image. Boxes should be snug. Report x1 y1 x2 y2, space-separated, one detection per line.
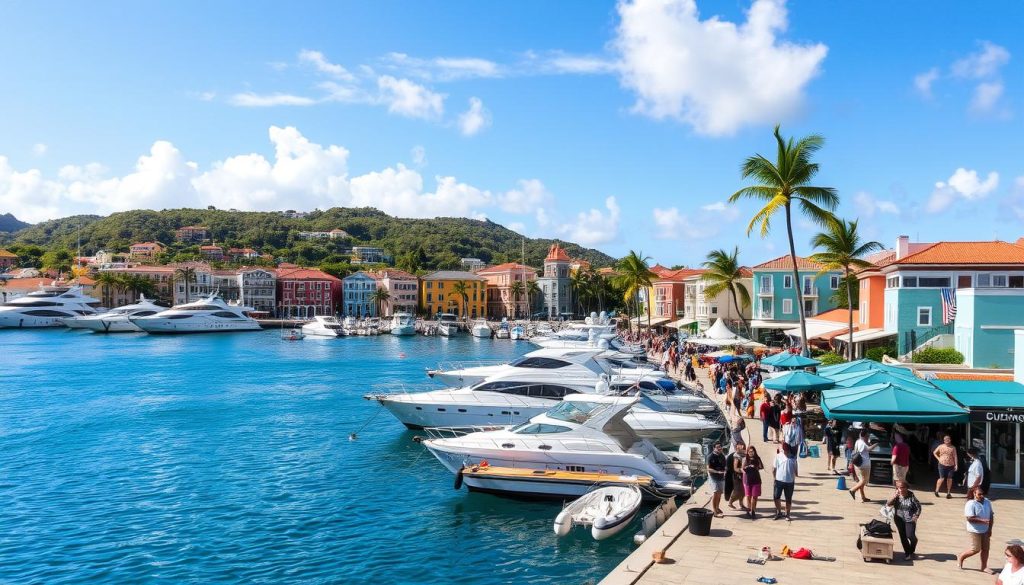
7 207 616 269
0 213 31 233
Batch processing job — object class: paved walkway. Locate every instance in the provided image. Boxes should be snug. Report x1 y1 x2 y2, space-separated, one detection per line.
600 361 1023 585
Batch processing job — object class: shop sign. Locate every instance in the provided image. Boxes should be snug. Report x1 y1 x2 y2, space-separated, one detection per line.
969 409 1024 423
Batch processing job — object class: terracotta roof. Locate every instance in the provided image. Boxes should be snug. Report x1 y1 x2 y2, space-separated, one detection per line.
738 267 754 277
813 308 859 323
891 240 1024 265
102 265 176 273
655 268 704 282
598 267 618 275
931 372 1014 382
275 267 342 282
545 243 571 262
199 245 223 251
1 277 55 290
863 249 896 267
373 269 417 280
476 262 537 274
0 249 16 258
650 264 674 277
752 255 824 270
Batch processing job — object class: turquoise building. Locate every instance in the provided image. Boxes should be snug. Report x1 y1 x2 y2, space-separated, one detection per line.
954 289 1024 368
341 271 378 317
749 255 843 341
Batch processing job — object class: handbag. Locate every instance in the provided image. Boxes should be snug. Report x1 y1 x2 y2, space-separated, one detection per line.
851 453 864 467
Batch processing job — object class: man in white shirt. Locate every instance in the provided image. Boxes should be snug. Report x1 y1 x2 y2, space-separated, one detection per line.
847 429 876 503
772 443 798 521
958 487 995 572
965 447 984 498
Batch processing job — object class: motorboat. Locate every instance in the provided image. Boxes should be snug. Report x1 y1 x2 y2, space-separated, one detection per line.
454 464 683 502
390 312 416 336
427 348 662 387
62 295 163 332
130 294 262 333
470 319 491 338
554 485 643 540
420 394 693 499
302 316 345 337
342 316 359 335
495 319 510 339
0 285 103 328
509 323 525 340
437 313 461 336
282 328 305 341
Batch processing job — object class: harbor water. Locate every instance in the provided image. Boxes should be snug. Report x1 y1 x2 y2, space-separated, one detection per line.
0 330 636 584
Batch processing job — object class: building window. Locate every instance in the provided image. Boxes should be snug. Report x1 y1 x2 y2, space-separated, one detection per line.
830 275 840 289
760 275 772 291
917 306 932 327
886 277 899 288
993 275 1008 287
782 299 792 314
759 298 772 318
710 306 718 315
782 275 792 289
860 301 867 323
903 276 917 288
918 276 951 288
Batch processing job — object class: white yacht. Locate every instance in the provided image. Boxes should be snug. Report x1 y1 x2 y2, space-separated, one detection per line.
437 313 461 336
470 318 491 338
63 295 163 332
341 316 359 335
509 323 525 340
302 315 345 337
427 348 661 387
131 294 262 334
421 395 693 498
389 312 416 336
0 285 103 328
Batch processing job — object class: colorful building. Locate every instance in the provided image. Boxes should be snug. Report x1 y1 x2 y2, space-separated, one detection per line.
536 244 573 318
211 268 277 315
419 270 487 318
342 271 378 317
477 263 537 319
749 255 844 342
128 242 164 261
174 225 209 243
98 265 177 306
373 269 419 316
275 265 342 318
199 245 224 261
677 268 754 333
0 249 16 271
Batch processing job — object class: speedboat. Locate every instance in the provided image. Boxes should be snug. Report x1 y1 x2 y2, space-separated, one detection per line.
282 328 305 341
427 348 662 387
131 294 262 333
302 316 345 337
62 295 163 332
554 485 643 540
470 319 491 338
509 323 525 340
495 319 510 339
0 285 103 328
390 312 416 336
437 313 460 336
421 394 692 499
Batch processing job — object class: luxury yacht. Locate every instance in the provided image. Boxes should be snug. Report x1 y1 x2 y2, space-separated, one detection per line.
470 318 491 338
0 286 103 328
63 295 163 332
426 348 661 387
421 394 693 498
390 312 416 336
130 294 261 333
302 315 345 337
437 313 461 336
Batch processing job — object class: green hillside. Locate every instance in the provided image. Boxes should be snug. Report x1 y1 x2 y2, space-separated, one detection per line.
7 207 616 269
0 213 31 233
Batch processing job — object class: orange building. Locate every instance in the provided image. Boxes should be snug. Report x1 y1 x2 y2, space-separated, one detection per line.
477 262 537 318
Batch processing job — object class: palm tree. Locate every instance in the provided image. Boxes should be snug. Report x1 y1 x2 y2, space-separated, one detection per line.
809 218 884 359
369 287 391 317
526 280 541 317
173 266 197 304
95 272 120 307
570 268 589 315
451 280 470 319
122 274 156 300
729 125 839 354
700 247 752 333
509 280 525 319
613 250 657 332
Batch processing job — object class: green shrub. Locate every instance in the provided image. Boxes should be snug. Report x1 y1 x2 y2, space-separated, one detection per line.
817 352 846 366
865 344 896 362
911 347 964 364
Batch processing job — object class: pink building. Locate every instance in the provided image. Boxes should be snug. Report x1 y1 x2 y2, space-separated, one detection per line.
477 262 538 319
652 268 704 321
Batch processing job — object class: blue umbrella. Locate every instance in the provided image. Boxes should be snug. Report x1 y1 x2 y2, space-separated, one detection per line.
770 353 821 369
764 370 835 393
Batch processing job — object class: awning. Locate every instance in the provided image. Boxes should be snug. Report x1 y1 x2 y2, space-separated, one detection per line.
820 382 969 423
932 380 1024 411
848 329 897 343
783 321 847 340
666 318 697 329
749 319 794 330
630 316 670 327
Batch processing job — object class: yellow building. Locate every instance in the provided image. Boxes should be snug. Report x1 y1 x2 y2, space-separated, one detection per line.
419 270 487 318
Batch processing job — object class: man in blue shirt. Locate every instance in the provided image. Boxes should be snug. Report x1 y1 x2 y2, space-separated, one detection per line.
958 487 995 572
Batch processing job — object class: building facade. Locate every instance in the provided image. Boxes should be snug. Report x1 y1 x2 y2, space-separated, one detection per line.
373 269 419 316
0 249 17 270
175 226 209 243
342 271 378 317
128 242 164 261
419 271 487 318
460 258 485 272
351 246 388 265
170 262 214 305
536 244 573 318
679 269 754 333
199 245 224 261
275 266 342 318
749 255 843 341
477 263 537 319
98 265 177 306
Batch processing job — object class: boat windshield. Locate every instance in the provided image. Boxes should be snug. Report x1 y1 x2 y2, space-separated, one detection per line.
545 400 603 424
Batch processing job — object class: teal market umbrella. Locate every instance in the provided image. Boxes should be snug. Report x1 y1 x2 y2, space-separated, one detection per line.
820 382 968 423
817 359 907 377
827 369 935 390
763 370 835 393
770 353 821 369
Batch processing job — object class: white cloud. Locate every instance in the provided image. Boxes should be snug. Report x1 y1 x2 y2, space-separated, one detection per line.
927 168 999 213
700 201 740 221
32 143 47 156
970 80 1004 114
652 207 717 239
228 92 316 107
507 222 527 234
853 191 901 218
612 0 827 136
298 49 356 81
411 145 427 167
383 53 502 81
543 53 619 74
458 97 491 136
498 179 552 214
350 165 492 219
951 41 1010 79
560 196 620 245
913 68 939 98
377 75 445 119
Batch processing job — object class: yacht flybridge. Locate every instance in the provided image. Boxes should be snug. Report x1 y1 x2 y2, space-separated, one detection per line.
426 347 660 387
130 294 261 333
0 286 103 328
63 295 163 332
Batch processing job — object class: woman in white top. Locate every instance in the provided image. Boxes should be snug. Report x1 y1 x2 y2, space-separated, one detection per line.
847 429 876 503
996 544 1024 585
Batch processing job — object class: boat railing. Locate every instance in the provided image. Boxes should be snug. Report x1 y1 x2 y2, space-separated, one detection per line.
421 425 508 439
430 359 507 373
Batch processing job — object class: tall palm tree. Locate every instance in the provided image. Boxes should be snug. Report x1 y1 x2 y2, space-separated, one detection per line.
526 280 541 317
173 266 197 304
451 280 470 318
613 251 657 332
570 268 589 315
123 274 156 300
369 287 391 317
809 218 884 359
700 247 752 333
95 272 120 307
729 125 839 354
509 280 525 319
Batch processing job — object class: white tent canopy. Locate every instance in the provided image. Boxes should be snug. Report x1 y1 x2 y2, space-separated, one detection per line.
685 318 764 347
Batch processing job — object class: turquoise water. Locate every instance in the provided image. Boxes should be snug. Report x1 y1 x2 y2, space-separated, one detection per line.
0 330 634 584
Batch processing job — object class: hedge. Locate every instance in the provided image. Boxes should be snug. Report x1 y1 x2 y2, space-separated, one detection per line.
911 347 965 364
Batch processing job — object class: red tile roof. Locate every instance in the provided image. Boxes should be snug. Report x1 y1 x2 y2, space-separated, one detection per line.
892 240 1024 265
654 268 704 282
275 267 342 282
476 262 537 274
752 255 824 270
545 243 571 262
0 249 16 258
1 277 55 290
738 267 754 277
863 249 896 267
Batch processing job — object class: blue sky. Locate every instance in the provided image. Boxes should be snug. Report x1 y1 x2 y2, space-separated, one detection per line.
0 0 1022 266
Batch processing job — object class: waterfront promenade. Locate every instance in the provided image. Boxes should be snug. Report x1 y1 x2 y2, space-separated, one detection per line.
601 363 1023 585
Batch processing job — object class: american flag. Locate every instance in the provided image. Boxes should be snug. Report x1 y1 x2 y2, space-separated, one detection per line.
940 287 957 324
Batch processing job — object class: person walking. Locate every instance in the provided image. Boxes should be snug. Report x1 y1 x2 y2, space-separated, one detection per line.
965 447 985 499
848 429 876 502
706 442 727 518
823 419 841 474
759 396 772 443
742 445 764 519
886 480 922 560
891 433 911 485
768 396 782 443
933 434 959 499
958 487 995 572
772 443 798 521
727 442 747 511
730 412 746 448
996 544 1024 585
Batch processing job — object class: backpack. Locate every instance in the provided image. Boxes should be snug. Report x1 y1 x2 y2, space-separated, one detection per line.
863 519 892 538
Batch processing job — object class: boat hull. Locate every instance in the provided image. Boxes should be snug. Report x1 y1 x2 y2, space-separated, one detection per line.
0 312 75 328
69 316 142 333
390 325 416 336
133 319 262 333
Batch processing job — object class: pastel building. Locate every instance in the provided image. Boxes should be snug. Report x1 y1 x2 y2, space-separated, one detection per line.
680 269 754 333
275 265 342 318
342 271 378 317
128 242 164 261
536 244 573 318
419 271 487 318
749 255 844 341
373 269 419 316
649 268 702 331
477 263 537 319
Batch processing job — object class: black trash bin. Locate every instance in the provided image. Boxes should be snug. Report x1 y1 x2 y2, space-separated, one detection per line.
687 507 713 536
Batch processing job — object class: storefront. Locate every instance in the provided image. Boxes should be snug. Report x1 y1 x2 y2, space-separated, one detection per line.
934 380 1024 489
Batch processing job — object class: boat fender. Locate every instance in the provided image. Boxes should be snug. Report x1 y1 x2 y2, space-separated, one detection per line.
412 436 424 443
454 467 465 490
553 510 572 537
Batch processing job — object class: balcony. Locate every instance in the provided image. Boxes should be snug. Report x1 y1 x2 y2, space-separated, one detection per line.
802 287 818 297
758 286 773 296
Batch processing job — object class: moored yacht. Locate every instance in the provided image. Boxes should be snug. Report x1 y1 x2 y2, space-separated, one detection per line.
427 347 661 387
389 312 416 336
130 294 261 333
470 318 491 338
63 295 163 332
0 285 103 328
302 315 345 337
509 323 525 340
437 313 461 336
